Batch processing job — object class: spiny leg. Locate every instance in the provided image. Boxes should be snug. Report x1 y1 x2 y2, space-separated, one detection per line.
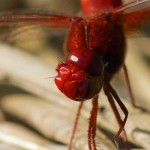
69 102 83 150
104 82 129 150
106 82 128 140
88 95 99 150
104 87 127 148
123 64 146 111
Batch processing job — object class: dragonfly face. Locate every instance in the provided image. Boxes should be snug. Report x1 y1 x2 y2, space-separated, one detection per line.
55 61 103 100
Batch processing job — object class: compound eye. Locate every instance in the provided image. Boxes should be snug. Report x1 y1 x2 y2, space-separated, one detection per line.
55 64 103 100
55 65 89 100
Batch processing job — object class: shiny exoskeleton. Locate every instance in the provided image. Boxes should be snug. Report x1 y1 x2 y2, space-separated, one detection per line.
55 12 126 100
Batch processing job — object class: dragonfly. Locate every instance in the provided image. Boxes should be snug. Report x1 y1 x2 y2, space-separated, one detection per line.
0 0 150 149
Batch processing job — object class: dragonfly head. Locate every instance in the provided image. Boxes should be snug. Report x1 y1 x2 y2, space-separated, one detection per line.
55 49 104 101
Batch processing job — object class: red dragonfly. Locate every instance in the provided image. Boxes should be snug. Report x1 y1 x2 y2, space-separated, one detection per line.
0 0 150 149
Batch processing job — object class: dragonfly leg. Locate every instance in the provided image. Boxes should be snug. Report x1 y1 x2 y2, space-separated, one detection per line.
69 102 83 150
88 95 99 150
104 82 129 150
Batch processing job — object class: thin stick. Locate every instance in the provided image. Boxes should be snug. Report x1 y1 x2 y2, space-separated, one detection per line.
68 102 83 150
123 64 136 107
88 95 99 150
123 64 146 111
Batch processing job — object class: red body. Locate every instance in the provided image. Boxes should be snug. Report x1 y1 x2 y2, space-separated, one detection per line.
0 1 149 150
55 0 125 100
0 0 150 150
67 14 125 76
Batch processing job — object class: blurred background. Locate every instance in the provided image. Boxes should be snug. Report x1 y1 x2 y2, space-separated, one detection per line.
0 0 150 150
